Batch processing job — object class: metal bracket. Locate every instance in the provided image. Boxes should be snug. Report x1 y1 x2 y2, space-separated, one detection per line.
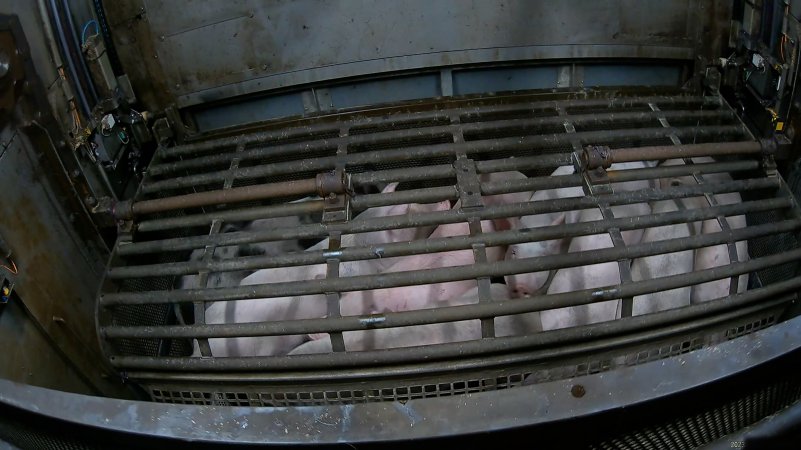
574 151 612 196
763 155 779 178
454 158 483 209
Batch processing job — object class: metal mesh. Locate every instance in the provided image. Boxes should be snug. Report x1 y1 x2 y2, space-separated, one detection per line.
590 381 801 450
146 309 780 407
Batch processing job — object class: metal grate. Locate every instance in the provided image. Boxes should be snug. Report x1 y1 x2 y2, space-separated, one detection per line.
95 91 801 403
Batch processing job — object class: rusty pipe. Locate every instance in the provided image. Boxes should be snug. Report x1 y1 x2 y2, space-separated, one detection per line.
581 141 764 170
114 171 347 220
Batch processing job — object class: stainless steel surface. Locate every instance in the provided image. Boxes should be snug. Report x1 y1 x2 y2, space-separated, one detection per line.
5 312 801 445
104 0 730 110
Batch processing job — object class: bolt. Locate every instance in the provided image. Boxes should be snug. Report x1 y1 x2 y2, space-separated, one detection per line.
571 384 586 398
159 35 165 41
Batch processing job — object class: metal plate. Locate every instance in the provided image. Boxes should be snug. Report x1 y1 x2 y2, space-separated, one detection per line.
104 0 731 109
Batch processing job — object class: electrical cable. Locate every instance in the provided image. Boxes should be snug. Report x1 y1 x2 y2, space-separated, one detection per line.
1 259 18 275
80 19 99 45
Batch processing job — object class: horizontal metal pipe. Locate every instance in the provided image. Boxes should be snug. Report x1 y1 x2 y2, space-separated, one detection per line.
139 150 650 233
107 281 795 371
103 244 801 339
152 109 732 177
350 186 458 210
117 177 779 256
102 216 800 306
120 290 783 383
583 141 763 169
350 164 456 185
109 198 788 280
123 178 319 219
140 125 745 194
163 95 716 158
136 200 326 233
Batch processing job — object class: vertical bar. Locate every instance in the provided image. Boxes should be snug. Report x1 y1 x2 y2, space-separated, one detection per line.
559 106 634 317
649 103 741 294
440 69 454 97
192 142 246 356
451 113 494 338
323 126 350 352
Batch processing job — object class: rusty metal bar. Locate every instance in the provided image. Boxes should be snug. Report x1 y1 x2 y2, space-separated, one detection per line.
136 199 325 233
133 159 757 234
115 171 346 220
106 280 796 371
100 216 801 307
581 141 764 170
141 125 745 195
102 245 801 340
117 176 778 257
108 198 788 280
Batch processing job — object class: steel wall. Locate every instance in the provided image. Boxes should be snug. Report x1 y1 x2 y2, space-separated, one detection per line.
105 0 731 111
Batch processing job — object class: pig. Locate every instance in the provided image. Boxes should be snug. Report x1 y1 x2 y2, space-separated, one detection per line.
504 165 584 296
657 158 749 302
198 183 451 357
480 170 533 231
506 162 655 299
630 199 694 316
176 216 305 290
337 217 506 317
288 284 539 354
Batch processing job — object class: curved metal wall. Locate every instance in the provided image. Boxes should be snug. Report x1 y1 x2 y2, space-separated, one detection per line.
104 0 731 111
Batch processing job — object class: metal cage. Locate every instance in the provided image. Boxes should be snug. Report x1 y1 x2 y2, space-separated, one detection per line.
95 90 801 406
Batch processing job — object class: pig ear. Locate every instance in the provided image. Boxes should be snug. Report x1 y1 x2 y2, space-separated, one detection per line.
382 182 399 194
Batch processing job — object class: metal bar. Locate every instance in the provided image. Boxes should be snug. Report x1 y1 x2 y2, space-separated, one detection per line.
119 173 347 219
163 95 717 158
648 102 743 297
135 160 758 234
106 281 797 371
140 125 746 195
150 109 731 177
101 217 801 307
127 178 317 218
103 244 801 340
117 177 780 256
108 198 788 280
136 199 325 233
45 0 92 116
191 142 247 357
582 141 763 169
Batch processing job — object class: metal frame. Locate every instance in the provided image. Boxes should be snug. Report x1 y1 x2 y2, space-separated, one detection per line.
95 91 801 413
4 313 801 445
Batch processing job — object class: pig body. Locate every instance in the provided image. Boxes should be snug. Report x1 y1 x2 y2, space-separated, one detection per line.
631 199 694 316
289 284 538 354
657 158 749 302
506 162 655 298
504 165 584 296
339 219 505 317
199 184 450 357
